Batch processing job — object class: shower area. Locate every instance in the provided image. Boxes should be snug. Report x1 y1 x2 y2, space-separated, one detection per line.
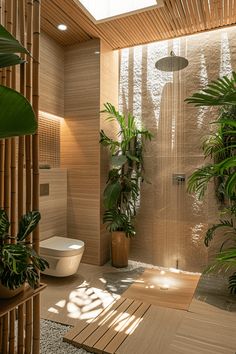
119 25 236 272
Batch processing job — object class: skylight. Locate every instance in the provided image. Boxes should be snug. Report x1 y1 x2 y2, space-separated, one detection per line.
77 0 163 23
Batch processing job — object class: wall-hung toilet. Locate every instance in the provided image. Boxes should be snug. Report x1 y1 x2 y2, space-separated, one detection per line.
40 236 85 277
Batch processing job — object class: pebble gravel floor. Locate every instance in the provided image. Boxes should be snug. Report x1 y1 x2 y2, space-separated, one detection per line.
41 319 92 354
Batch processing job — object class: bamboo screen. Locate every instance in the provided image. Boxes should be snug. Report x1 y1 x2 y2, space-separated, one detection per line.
0 0 42 353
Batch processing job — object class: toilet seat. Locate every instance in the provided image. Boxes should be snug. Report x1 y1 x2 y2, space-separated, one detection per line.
40 236 84 257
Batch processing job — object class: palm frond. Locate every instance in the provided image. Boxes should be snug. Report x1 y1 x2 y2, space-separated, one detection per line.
185 72 236 106
187 164 217 199
204 219 235 247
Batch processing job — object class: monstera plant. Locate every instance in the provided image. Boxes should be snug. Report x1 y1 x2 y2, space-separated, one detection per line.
186 72 236 294
0 210 48 298
100 103 153 267
0 24 37 138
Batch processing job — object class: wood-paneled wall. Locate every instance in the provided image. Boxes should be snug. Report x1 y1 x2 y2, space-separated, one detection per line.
62 39 100 264
40 32 64 118
61 39 119 265
39 168 67 241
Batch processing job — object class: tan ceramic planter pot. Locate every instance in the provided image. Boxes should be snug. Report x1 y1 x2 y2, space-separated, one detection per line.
0 283 25 299
111 231 130 268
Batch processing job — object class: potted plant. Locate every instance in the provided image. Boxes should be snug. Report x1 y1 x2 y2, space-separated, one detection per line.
100 103 153 267
0 210 49 299
186 72 236 293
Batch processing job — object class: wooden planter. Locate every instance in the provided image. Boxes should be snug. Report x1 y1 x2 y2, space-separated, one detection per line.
0 283 25 299
111 231 130 268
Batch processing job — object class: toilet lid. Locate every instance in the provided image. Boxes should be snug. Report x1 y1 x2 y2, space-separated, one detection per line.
40 236 85 257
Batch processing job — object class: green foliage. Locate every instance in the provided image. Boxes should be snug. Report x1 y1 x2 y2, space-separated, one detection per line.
100 103 153 237
0 210 49 290
185 72 236 106
204 218 235 247
0 24 37 139
187 72 236 294
103 209 135 236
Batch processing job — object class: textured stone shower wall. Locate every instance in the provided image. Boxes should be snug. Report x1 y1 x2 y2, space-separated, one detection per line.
120 26 236 272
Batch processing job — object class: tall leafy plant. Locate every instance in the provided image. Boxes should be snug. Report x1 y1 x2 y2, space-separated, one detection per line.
186 72 236 293
100 103 153 236
0 24 37 138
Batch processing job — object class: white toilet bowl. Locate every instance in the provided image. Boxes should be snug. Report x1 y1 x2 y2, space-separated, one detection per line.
40 236 85 277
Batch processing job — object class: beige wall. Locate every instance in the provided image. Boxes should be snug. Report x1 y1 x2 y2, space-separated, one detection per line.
39 32 66 241
120 26 236 272
40 32 64 117
61 39 119 265
39 169 67 241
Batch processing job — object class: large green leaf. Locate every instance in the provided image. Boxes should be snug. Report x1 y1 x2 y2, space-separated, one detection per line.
0 85 37 138
104 182 122 209
17 211 41 241
0 53 25 68
0 24 28 54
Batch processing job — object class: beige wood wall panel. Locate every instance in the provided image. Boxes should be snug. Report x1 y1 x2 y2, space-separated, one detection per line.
100 41 119 264
40 32 64 117
41 0 236 49
61 39 119 265
61 39 101 265
64 40 100 117
39 168 67 241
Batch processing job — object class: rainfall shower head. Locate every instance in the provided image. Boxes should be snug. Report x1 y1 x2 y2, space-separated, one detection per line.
155 51 189 72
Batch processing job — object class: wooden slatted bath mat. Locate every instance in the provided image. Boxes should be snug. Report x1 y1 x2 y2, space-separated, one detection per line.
63 297 150 354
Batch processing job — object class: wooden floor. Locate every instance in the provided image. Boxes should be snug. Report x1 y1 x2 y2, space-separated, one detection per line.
41 263 236 354
64 296 236 354
63 296 183 354
123 268 200 311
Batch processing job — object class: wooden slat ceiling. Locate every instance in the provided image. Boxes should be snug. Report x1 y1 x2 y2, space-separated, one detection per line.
41 0 236 49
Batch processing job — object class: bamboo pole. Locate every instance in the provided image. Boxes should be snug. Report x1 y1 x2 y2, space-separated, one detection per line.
0 0 4 211
32 1 41 353
18 0 26 352
9 1 17 352
0 141 4 208
25 1 34 352
26 0 33 214
0 317 3 353
2 313 8 354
